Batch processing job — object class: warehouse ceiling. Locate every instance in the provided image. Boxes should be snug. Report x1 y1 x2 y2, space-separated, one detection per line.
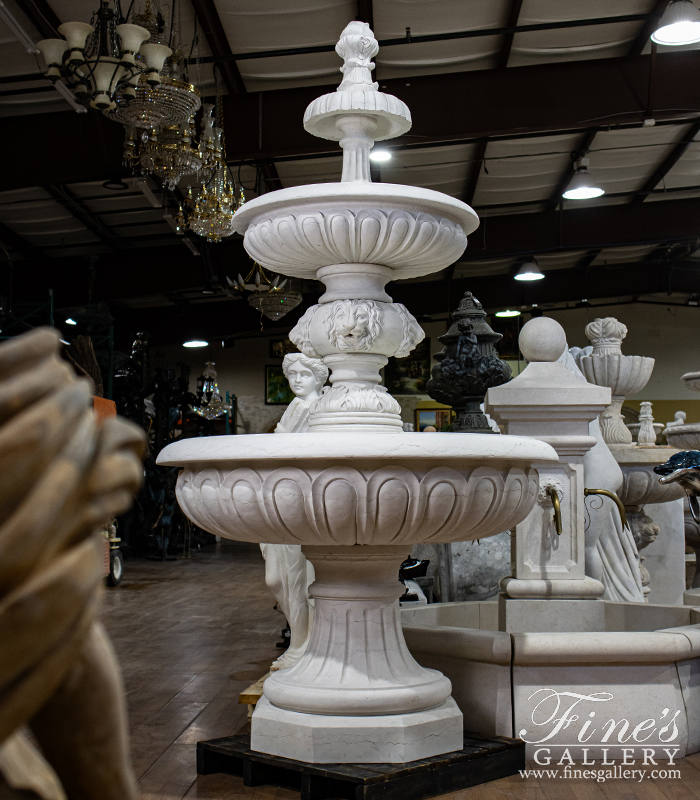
0 0 699 346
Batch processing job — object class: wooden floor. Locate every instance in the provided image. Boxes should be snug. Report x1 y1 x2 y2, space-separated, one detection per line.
101 542 700 800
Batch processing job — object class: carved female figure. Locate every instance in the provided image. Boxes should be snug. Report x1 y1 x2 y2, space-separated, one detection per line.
262 353 328 670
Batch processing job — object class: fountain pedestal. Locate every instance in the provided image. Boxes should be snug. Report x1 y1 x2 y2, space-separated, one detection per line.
254 546 462 763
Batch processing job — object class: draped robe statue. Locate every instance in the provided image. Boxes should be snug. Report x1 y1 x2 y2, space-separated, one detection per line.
561 347 645 601
262 354 329 670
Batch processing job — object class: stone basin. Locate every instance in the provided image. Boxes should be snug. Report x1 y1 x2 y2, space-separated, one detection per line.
157 432 555 546
609 444 685 507
231 182 479 281
157 431 557 763
666 424 700 451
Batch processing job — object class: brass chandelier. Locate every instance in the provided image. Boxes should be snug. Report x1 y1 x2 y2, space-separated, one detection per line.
230 263 303 322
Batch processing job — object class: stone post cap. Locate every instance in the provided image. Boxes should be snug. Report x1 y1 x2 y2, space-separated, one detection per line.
519 317 567 363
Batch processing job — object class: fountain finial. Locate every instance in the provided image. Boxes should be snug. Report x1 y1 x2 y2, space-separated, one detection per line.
336 22 379 92
303 23 411 182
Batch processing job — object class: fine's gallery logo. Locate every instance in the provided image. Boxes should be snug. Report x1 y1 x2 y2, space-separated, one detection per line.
521 689 682 763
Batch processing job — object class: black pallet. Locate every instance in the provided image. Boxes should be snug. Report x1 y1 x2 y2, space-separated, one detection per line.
197 733 525 800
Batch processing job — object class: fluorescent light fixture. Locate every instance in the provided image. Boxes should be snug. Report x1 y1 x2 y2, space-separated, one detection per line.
495 309 521 318
183 237 200 256
135 178 162 208
370 149 392 162
652 0 700 44
52 79 88 113
65 317 77 325
514 258 544 281
0 0 39 53
563 158 604 200
183 339 208 348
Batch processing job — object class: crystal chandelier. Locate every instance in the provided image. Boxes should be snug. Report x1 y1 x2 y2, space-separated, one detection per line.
229 263 303 321
127 119 202 190
103 1 200 129
191 362 231 420
36 0 173 112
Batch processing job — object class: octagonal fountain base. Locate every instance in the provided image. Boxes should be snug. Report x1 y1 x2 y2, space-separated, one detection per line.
253 696 463 764
402 599 700 761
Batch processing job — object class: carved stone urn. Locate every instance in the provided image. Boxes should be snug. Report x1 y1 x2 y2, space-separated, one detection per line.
666 369 700 450
577 317 654 445
426 291 512 433
158 22 557 765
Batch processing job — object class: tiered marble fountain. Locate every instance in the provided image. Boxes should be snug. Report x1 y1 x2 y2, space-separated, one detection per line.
158 23 555 765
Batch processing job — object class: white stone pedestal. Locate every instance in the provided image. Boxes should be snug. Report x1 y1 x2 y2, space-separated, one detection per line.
252 696 463 764
252 545 463 763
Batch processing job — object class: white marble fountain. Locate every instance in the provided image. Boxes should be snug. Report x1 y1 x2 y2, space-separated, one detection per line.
158 23 555 764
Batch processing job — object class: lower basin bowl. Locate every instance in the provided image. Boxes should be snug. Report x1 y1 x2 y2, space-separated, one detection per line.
157 432 557 546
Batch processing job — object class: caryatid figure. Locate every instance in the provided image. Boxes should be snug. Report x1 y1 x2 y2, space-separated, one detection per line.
261 353 329 671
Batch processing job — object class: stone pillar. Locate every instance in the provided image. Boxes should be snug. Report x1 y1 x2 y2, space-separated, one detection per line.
486 317 609 615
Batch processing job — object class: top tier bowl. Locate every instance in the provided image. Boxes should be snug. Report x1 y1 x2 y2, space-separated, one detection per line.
157 431 556 546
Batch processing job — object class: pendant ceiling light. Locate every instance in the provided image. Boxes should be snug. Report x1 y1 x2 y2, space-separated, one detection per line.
514 257 544 281
562 158 604 200
495 309 521 318
182 102 245 242
36 0 173 111
651 0 700 45
191 362 231 419
229 263 303 322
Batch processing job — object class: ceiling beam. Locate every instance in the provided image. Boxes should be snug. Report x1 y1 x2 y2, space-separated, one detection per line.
45 185 122 250
463 139 488 206
13 0 61 39
190 12 655 66
0 220 45 261
463 196 700 262
356 0 374 30
628 0 667 56
188 0 247 95
497 0 523 69
632 120 700 203
545 129 598 210
5 52 700 192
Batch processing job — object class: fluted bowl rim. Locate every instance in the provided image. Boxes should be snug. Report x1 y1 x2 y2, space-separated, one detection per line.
231 182 479 237
157 431 557 467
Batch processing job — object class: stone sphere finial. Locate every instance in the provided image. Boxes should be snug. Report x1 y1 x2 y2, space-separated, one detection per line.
519 317 567 362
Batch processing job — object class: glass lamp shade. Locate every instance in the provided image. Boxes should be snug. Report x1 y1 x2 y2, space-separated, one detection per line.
514 258 544 281
88 58 124 109
140 43 172 71
57 21 93 51
37 38 68 68
651 0 700 44
115 23 150 61
562 167 605 200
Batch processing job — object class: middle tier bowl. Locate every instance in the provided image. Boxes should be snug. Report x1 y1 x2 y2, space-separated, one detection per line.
230 182 480 281
157 432 557 546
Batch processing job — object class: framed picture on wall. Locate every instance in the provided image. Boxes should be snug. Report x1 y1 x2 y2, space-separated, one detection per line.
265 365 295 405
269 338 297 359
415 408 454 432
384 338 431 395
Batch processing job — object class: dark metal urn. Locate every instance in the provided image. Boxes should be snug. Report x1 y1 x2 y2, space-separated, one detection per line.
426 291 512 433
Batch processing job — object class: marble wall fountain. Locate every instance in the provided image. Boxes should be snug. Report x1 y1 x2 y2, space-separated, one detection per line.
157 23 556 765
